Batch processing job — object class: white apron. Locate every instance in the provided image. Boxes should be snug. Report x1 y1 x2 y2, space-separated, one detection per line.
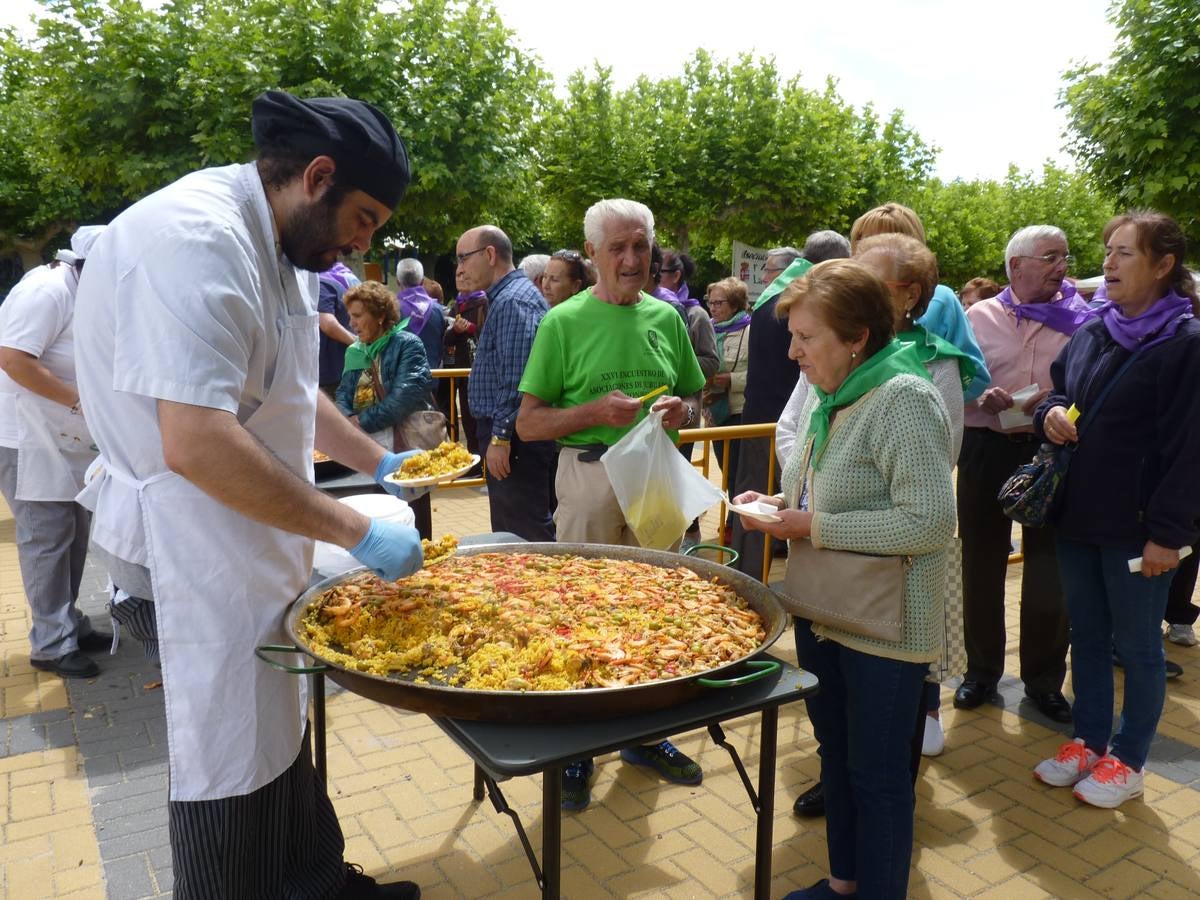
86 279 320 801
14 392 97 501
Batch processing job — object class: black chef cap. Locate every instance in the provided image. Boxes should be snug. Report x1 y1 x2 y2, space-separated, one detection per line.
251 90 411 209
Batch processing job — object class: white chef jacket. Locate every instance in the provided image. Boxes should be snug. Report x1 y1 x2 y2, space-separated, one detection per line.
0 262 80 449
75 163 319 564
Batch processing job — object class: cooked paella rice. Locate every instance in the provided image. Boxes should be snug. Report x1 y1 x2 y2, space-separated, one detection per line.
303 552 766 691
393 441 475 479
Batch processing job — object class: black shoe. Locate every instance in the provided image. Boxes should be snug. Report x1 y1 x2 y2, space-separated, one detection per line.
792 782 825 818
76 631 113 653
953 679 997 710
561 759 594 811
30 650 99 679
1114 654 1182 679
1024 688 1073 723
338 863 420 899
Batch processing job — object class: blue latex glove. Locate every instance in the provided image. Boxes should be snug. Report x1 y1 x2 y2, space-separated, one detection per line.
348 518 424 581
374 450 430 501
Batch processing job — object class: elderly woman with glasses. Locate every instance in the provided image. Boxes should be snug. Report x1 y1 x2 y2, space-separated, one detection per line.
703 277 751 522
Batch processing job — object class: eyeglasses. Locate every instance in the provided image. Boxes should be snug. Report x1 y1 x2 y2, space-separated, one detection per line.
708 298 730 306
1017 252 1074 267
455 246 489 265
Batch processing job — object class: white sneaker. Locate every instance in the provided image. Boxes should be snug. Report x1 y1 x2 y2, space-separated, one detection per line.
1034 738 1100 787
1073 755 1144 808
921 715 944 756
1167 624 1198 647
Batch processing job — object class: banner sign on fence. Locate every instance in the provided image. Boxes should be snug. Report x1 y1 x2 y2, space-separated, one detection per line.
732 240 773 299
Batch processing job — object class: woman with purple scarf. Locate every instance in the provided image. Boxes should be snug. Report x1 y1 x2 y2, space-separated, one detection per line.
394 258 446 373
1033 211 1200 809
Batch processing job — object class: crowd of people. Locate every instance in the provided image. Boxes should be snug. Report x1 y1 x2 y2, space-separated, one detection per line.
0 87 1197 900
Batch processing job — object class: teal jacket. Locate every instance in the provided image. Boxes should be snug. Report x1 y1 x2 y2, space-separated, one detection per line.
335 328 434 434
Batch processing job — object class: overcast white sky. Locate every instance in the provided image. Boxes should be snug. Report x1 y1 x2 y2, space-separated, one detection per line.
3 0 1116 181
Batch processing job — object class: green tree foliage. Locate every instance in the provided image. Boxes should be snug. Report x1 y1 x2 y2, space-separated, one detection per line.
537 53 935 252
904 165 1116 287
2 0 550 262
1062 0 1200 249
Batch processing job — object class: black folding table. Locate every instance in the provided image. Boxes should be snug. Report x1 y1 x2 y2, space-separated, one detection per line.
433 655 817 899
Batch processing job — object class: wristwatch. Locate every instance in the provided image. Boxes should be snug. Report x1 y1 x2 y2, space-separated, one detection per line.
490 435 511 447
681 403 696 428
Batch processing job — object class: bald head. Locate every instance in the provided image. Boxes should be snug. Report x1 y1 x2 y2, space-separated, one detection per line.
455 224 515 293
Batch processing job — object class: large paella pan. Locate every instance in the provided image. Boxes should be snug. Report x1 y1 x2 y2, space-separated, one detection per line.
268 542 788 722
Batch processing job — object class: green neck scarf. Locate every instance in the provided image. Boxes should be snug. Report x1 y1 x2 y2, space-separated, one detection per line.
895 323 977 393
342 319 409 374
752 257 813 311
806 339 931 468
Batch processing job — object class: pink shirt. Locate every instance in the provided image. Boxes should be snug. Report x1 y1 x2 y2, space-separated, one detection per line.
963 294 1073 433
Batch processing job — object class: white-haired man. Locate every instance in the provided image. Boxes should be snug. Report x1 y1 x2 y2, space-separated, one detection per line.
517 198 707 810
955 225 1094 724
395 257 446 370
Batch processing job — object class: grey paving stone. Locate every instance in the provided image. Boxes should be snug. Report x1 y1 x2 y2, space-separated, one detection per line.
103 853 156 900
95 809 168 840
93 789 166 825
76 720 152 746
93 773 169 804
82 730 151 758
99 825 170 859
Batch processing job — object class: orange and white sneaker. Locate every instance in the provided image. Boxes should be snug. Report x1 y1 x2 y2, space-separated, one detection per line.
1033 738 1100 787
1073 755 1144 808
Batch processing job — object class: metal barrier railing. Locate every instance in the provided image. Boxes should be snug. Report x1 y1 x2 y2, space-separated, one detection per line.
428 368 781 580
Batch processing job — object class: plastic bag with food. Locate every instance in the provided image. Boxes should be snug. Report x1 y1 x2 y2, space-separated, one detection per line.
601 409 723 549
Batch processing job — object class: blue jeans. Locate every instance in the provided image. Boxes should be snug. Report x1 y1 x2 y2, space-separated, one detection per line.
1056 536 1173 770
795 620 927 898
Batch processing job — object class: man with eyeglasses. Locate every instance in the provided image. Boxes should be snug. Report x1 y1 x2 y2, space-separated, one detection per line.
955 225 1095 724
456 225 556 541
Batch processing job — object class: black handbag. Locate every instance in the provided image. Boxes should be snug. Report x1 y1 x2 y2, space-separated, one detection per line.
998 353 1139 527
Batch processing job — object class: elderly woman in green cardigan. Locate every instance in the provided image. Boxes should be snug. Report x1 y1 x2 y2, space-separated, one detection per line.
734 259 956 900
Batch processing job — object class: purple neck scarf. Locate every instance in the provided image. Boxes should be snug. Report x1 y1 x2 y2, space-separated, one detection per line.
996 280 1095 336
1097 290 1194 352
673 282 700 307
455 290 487 313
651 285 688 318
398 286 434 334
321 261 357 290
713 310 751 334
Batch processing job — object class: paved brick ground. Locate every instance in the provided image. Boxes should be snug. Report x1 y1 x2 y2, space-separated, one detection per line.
1 468 1199 899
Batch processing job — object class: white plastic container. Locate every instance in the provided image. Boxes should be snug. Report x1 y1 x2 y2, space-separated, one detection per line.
311 493 416 576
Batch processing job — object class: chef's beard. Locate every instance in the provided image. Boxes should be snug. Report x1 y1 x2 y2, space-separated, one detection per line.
279 187 348 273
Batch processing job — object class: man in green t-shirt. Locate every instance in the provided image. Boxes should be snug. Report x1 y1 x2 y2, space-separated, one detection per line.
515 198 706 811
517 198 705 545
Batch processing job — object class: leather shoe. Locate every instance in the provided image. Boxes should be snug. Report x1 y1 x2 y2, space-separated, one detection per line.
792 782 825 818
30 650 99 679
76 631 113 653
338 863 420 899
1024 688 1072 723
952 679 997 710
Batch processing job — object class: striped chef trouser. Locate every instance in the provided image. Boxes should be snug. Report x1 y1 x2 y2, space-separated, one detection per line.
168 726 348 899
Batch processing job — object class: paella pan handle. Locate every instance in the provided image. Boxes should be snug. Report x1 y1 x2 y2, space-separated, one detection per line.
255 644 329 675
696 659 779 688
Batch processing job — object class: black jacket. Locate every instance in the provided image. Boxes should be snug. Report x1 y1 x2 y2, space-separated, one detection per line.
1034 317 1200 550
740 296 798 425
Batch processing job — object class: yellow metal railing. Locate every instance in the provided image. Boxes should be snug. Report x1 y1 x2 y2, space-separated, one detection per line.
428 371 782 578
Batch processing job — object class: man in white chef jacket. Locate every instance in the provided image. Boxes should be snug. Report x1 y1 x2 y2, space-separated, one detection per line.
74 92 424 900
0 226 109 679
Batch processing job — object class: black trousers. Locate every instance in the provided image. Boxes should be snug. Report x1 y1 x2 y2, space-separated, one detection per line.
957 428 1069 693
476 417 556 542
729 435 780 580
168 726 346 900
1165 536 1200 626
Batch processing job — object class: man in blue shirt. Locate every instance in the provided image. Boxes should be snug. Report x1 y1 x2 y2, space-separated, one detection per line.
457 225 555 540
317 262 358 395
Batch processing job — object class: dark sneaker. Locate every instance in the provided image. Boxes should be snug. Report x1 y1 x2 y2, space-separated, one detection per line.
30 650 99 679
338 863 420 899
620 740 702 785
562 759 594 811
76 630 114 653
